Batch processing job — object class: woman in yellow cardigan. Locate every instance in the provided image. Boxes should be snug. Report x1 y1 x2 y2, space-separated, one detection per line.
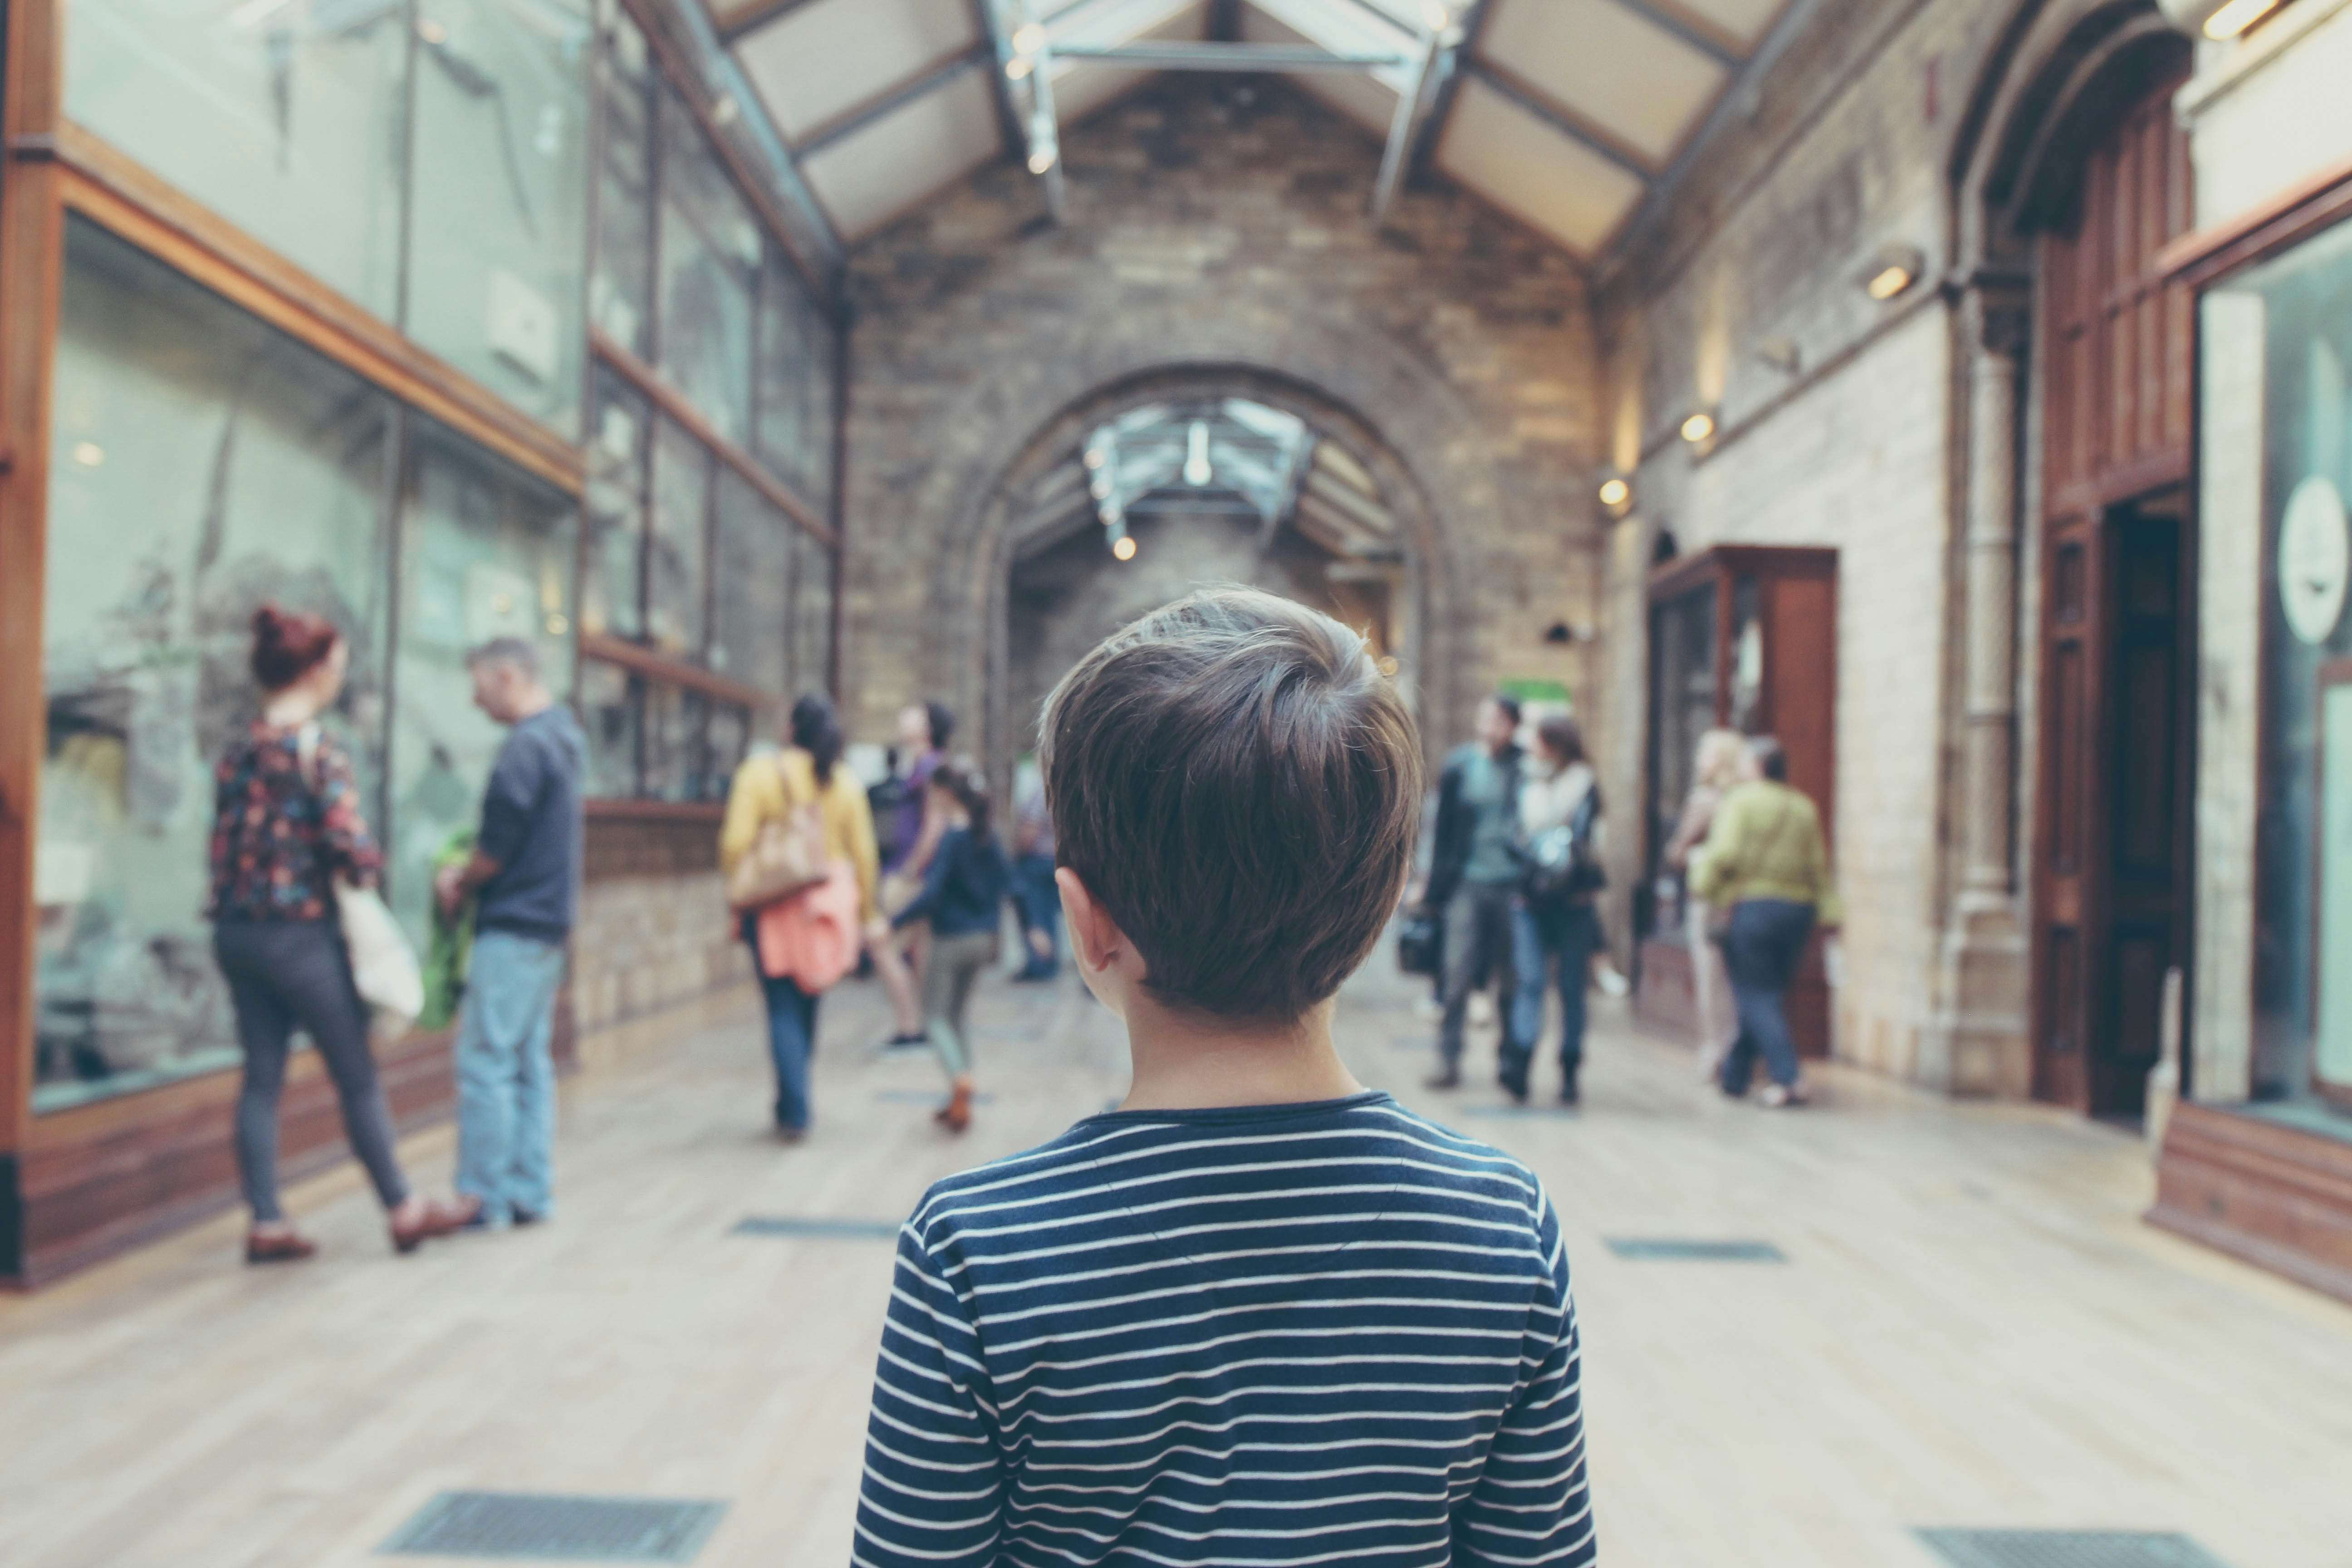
720 694 881 1140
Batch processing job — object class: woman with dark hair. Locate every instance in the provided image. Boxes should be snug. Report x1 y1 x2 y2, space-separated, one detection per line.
720 693 881 1139
888 760 1009 1132
209 605 472 1263
1502 714 1606 1106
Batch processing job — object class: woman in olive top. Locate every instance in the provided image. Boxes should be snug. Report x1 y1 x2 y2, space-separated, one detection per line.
1690 736 1841 1107
720 694 881 1139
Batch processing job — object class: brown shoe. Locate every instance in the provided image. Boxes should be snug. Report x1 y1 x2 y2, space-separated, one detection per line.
245 1230 317 1265
941 1077 975 1134
390 1196 480 1254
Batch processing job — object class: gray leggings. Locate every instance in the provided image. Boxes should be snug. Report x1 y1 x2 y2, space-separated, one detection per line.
213 921 411 1223
922 930 997 1080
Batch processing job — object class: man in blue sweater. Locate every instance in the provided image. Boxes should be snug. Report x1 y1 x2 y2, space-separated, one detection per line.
853 589 1595 1566
435 637 585 1231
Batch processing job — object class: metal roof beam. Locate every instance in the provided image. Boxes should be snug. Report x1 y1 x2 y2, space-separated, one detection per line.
1370 23 1445 224
1406 0 1490 179
713 0 828 44
1607 0 1741 67
1053 40 1411 69
1461 59 1654 180
970 0 1031 155
794 43 992 158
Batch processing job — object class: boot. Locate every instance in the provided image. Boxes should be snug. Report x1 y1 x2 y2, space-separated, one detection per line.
941 1075 975 1133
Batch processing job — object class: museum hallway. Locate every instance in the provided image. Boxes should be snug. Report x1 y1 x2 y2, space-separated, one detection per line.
3 960 2346 1568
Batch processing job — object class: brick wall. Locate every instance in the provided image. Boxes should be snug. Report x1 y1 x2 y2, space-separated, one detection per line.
841 74 1605 768
572 816 750 1039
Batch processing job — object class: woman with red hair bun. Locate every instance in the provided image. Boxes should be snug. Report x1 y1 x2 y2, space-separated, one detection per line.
207 604 472 1263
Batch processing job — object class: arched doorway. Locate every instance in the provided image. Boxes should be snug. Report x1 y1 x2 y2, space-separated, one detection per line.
952 366 1459 790
1947 1 2197 1116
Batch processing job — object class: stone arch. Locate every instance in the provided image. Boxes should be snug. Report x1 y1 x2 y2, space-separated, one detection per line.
881 303 1516 782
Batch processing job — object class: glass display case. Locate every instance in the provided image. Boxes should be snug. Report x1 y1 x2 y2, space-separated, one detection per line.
1636 544 1838 1055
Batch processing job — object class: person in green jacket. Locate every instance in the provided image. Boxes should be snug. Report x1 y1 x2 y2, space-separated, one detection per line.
1690 736 1841 1107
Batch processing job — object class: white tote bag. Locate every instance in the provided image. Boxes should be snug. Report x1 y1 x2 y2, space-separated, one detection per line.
298 725 425 1042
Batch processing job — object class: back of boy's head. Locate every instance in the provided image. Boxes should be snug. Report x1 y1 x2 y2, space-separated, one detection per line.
1039 586 1423 1023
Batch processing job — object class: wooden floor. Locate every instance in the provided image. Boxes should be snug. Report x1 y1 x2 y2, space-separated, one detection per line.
5 957 2350 1568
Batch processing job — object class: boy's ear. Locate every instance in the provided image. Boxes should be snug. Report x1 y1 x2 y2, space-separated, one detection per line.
1055 867 1138 982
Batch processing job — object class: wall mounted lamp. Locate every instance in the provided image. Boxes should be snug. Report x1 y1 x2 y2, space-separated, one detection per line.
1862 244 1926 302
1679 411 1716 446
1597 475 1631 510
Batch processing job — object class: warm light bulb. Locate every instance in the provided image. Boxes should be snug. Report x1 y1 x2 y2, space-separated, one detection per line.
70 441 105 468
1680 412 1715 445
1597 477 1630 508
1866 264 1913 301
1112 535 1137 561
1083 446 1107 469
2203 0 2279 37
1012 21 1046 53
1028 145 1057 175
1421 2 1450 28
416 16 446 43
1006 56 1032 79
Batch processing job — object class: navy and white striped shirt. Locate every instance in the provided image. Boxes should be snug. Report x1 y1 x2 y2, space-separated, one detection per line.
854 1092 1594 1566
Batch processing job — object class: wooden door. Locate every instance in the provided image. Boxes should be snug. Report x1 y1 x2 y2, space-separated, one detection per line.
2031 57 2195 1115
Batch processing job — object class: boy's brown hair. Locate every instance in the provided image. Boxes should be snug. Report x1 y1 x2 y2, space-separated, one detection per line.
1039 587 1423 1022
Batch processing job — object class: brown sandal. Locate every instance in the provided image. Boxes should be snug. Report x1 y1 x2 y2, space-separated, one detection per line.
390 1196 479 1255
245 1230 318 1265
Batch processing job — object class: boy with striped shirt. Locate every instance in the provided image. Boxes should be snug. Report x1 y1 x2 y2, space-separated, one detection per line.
854 588 1596 1567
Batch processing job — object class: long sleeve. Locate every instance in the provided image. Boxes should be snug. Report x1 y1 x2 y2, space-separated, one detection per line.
853 1224 1005 1568
313 734 385 890
891 832 958 930
1805 813 1843 926
841 780 881 922
718 756 773 878
1455 1189 1595 1567
1689 789 1747 906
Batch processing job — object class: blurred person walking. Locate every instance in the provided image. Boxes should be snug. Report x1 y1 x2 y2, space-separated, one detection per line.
1422 693 1524 1089
1502 715 1606 1106
433 638 586 1229
888 762 1009 1131
1690 735 1840 1107
210 606 470 1263
870 701 955 1047
721 695 880 1140
1666 728 1751 1080
1008 755 1060 981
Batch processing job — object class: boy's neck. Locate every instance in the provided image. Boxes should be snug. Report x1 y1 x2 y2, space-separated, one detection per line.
1118 996 1365 1112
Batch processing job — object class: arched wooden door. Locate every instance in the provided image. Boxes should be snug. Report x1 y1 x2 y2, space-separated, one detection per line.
2032 58 2195 1118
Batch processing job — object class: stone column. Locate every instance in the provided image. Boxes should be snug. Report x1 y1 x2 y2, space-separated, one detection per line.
1928 286 2033 1096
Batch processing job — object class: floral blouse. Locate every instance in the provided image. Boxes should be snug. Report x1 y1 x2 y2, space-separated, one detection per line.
206 722 385 922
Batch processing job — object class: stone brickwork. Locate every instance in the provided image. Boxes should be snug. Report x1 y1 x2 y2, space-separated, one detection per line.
840 74 1604 766
571 818 750 1039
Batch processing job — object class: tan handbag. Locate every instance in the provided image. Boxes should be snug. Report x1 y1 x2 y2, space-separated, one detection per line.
727 755 830 913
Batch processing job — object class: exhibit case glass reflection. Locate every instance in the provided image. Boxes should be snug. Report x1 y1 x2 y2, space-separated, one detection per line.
2204 215 2352 1114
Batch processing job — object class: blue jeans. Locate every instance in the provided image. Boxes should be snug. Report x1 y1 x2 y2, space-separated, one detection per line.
455 928 567 1225
758 969 818 1132
1010 853 1060 976
1506 898 1602 1077
1718 899 1815 1093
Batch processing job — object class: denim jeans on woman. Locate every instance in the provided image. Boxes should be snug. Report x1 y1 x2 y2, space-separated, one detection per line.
455 928 567 1226
742 913 819 1132
1717 897 1816 1094
1505 897 1602 1083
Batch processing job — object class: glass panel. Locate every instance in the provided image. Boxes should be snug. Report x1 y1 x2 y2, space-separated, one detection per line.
656 87 757 446
589 3 655 356
582 368 647 642
1643 581 1717 941
389 419 578 951
64 0 407 317
791 531 835 699
706 703 751 800
2208 213 2352 1117
406 0 593 437
646 416 710 660
755 243 835 502
1729 577 1764 734
37 219 395 1112
580 658 640 798
641 682 705 801
710 466 793 695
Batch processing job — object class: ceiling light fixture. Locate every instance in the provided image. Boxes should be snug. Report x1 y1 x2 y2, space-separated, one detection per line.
1006 55 1033 79
1680 411 1715 446
1028 143 1058 175
1112 535 1137 561
1011 21 1046 54
1421 2 1450 28
70 441 105 468
1597 476 1630 509
1861 243 1926 302
416 17 447 44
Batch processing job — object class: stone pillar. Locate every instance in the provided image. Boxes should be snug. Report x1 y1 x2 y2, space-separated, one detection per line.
1927 287 2033 1096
